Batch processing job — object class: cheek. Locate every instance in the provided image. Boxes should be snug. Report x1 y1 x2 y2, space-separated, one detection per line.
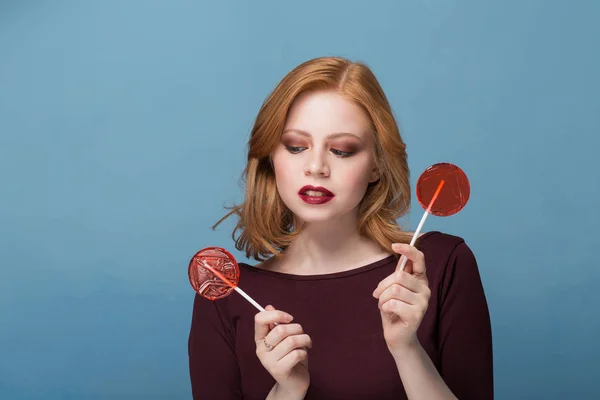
341 173 370 193
272 153 297 194
338 160 374 189
272 154 290 180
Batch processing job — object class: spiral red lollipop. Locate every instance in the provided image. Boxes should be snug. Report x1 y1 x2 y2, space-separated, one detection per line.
188 246 266 311
188 247 240 300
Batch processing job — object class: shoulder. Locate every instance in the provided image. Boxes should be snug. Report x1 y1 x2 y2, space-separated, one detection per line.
417 230 477 260
417 231 479 276
248 255 278 271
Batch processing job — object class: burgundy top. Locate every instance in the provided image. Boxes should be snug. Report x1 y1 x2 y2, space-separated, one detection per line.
188 231 493 399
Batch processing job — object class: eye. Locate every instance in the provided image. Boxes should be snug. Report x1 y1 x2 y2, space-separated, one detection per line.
331 148 355 158
285 145 306 154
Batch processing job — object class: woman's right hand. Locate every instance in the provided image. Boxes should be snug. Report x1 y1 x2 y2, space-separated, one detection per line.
255 305 312 397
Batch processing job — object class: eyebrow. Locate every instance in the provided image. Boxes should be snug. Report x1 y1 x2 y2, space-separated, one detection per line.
282 129 363 141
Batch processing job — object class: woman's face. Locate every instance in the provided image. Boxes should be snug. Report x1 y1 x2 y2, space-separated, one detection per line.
271 90 379 225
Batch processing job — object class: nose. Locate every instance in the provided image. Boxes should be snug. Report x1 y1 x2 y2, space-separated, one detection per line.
304 151 330 177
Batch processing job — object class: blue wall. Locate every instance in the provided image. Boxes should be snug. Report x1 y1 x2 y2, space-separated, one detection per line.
1 1 598 398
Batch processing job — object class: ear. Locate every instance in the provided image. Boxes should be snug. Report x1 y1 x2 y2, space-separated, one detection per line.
369 165 380 183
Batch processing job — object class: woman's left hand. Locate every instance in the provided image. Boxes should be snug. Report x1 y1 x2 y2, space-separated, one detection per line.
372 242 431 358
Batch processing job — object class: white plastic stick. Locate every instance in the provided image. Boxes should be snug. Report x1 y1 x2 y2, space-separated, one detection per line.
398 209 430 271
398 179 445 272
234 286 265 312
203 264 267 312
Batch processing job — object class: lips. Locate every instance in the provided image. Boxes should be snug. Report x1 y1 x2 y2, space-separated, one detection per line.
298 185 334 205
298 186 334 196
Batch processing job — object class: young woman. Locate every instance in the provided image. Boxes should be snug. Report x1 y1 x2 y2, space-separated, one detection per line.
188 56 493 399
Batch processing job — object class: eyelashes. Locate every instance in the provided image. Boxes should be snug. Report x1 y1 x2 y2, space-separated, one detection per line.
330 148 355 157
285 146 305 154
284 146 356 158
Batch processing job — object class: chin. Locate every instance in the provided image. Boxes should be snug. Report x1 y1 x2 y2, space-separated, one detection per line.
288 203 358 226
288 206 331 221
296 213 336 225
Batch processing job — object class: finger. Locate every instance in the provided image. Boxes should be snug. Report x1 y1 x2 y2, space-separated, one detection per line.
264 305 278 330
276 348 308 373
254 305 293 341
372 270 421 298
377 283 420 307
380 299 422 325
271 334 312 362
264 323 304 349
392 243 426 274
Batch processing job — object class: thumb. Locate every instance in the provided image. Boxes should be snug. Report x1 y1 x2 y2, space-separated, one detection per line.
398 255 414 274
265 304 276 329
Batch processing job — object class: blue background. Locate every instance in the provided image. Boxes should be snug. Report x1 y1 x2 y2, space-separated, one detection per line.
1 1 598 399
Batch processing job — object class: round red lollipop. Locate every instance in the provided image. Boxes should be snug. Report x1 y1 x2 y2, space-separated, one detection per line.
188 247 266 311
188 247 240 300
397 162 470 272
416 162 470 217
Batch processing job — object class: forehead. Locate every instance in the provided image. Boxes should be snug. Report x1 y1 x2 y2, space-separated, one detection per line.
284 91 371 138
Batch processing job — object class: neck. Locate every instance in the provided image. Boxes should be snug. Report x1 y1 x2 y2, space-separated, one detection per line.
277 215 392 275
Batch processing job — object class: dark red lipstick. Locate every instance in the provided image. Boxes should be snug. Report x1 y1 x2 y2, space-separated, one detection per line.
298 185 335 205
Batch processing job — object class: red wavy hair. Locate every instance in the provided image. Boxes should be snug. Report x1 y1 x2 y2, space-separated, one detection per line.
213 56 412 261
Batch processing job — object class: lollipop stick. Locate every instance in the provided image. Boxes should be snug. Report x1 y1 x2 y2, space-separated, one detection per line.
233 286 266 312
203 265 266 312
398 180 445 271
